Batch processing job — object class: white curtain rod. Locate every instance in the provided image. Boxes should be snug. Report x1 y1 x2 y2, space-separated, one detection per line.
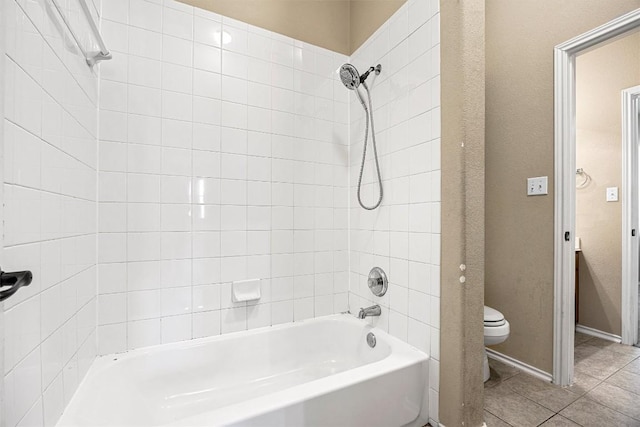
50 0 112 67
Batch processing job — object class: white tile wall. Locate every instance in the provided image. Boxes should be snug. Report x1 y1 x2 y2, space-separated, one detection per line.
0 0 441 423
0 1 5 421
97 0 350 353
2 0 101 425
348 0 440 424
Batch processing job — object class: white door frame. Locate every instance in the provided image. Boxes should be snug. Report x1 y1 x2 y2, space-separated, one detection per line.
622 86 640 346
554 8 640 386
0 0 5 420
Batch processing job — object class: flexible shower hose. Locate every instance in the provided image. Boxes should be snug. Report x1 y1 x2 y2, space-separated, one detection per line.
356 81 383 210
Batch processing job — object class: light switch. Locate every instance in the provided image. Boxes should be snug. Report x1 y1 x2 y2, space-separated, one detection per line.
606 187 619 202
527 176 548 196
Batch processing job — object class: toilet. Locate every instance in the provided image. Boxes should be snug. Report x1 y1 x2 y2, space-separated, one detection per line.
483 305 510 382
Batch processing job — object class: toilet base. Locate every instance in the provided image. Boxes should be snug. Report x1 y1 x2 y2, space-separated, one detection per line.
483 348 490 382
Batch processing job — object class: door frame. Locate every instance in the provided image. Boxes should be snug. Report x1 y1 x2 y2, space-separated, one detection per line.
0 0 6 421
554 8 640 386
621 85 640 346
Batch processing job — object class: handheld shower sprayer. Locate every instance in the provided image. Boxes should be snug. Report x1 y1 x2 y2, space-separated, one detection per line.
339 63 383 211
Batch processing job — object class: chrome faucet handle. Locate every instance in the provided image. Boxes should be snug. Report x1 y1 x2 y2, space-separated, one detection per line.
368 267 388 297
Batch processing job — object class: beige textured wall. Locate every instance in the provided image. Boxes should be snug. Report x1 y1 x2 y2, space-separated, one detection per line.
178 0 351 53
440 1 485 426
486 0 640 374
177 0 406 55
350 0 406 52
576 34 640 336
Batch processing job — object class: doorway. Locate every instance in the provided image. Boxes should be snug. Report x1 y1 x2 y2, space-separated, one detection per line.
574 39 640 344
621 86 640 347
554 9 640 386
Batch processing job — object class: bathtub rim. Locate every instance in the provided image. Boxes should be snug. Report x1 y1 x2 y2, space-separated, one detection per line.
91 313 428 370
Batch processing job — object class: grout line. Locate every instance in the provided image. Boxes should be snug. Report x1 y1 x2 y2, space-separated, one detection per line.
4 116 98 175
4 181 97 203
4 232 97 249
484 408 516 427
536 414 556 426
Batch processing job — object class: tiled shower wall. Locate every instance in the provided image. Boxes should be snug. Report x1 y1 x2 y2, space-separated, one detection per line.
96 0 350 353
2 0 100 426
348 0 441 424
1 0 441 424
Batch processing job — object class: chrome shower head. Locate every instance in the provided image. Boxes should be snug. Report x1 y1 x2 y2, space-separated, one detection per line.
340 63 382 90
340 63 361 90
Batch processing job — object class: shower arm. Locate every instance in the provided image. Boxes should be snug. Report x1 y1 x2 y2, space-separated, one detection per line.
360 65 382 83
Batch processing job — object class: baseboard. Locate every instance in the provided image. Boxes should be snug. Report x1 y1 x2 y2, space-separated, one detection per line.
575 324 622 343
486 348 553 382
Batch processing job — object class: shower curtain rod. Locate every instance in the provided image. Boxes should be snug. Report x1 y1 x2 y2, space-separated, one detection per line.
50 0 112 67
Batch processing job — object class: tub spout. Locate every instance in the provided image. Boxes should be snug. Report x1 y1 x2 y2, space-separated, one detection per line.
358 304 381 319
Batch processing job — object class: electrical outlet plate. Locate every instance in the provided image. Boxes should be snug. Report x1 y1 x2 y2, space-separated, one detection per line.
606 187 618 202
527 176 548 196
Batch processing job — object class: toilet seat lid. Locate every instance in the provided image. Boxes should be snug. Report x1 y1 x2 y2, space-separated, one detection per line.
484 306 506 327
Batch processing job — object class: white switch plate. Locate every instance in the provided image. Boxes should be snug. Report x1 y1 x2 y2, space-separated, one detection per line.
606 187 619 202
527 176 548 196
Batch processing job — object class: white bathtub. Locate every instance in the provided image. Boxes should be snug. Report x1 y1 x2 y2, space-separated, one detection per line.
57 314 429 427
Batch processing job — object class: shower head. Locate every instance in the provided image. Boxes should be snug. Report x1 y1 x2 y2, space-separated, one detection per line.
339 63 382 90
340 64 361 90
340 63 382 109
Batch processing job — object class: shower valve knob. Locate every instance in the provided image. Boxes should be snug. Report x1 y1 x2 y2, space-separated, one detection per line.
367 267 388 297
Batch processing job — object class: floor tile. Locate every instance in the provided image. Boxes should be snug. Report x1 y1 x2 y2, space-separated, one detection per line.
574 332 592 346
485 358 520 388
606 369 640 395
586 337 640 358
566 369 601 396
622 357 640 375
574 345 637 380
585 382 640 420
484 410 512 427
573 343 600 363
484 340 640 427
501 373 581 412
484 382 555 427
538 415 580 426
560 397 640 427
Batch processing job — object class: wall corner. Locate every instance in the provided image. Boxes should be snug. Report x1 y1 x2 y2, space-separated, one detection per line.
439 0 486 425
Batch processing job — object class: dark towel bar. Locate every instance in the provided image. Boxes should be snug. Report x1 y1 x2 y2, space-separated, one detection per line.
0 269 33 302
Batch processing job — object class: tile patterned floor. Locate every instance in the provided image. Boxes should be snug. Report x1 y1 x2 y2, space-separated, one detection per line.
484 333 640 426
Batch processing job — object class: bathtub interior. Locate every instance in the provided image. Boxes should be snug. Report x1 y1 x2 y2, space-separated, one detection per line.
88 317 393 413
57 316 427 427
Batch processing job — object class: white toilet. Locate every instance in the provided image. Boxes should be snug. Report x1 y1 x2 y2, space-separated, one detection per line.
483 305 510 382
